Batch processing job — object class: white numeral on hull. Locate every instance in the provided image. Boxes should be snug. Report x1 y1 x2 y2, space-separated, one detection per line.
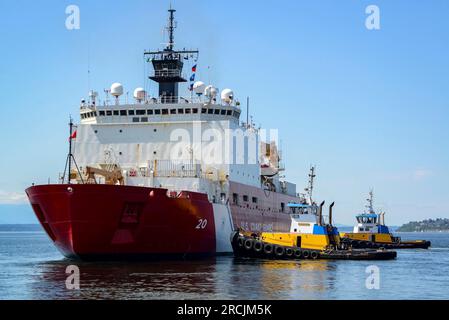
196 219 208 229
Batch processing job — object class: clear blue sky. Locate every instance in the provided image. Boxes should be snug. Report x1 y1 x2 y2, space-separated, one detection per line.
0 0 448 225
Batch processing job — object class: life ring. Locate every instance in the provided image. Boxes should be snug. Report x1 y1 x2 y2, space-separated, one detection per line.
264 243 273 255
274 246 285 257
253 241 263 253
310 251 319 260
302 250 310 259
294 249 302 259
244 239 253 250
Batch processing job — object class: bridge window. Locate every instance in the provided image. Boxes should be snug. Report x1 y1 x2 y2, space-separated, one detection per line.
170 109 177 114
113 110 119 116
208 109 214 114
192 108 198 114
147 109 153 115
155 109 161 115
221 109 226 115
214 109 220 115
132 117 140 123
128 110 135 116
99 111 105 116
226 110 232 116
202 108 207 114
178 109 184 114
106 111 112 116
185 109 191 114
120 110 127 116
162 109 168 115
243 195 249 202
136 110 146 115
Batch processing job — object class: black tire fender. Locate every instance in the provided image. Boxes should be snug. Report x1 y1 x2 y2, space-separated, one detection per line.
253 241 263 253
264 243 273 255
274 246 285 257
244 239 253 250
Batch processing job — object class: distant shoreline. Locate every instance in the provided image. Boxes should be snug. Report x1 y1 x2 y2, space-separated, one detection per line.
0 224 42 232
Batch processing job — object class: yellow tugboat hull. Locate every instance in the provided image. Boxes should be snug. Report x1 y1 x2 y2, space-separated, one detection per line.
256 232 338 251
340 232 393 244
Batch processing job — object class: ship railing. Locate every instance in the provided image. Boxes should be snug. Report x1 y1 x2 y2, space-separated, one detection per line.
151 160 201 178
83 96 241 108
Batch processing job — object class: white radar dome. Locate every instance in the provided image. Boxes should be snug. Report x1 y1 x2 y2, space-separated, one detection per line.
111 83 124 97
204 85 218 99
193 81 206 95
133 87 146 101
221 89 234 104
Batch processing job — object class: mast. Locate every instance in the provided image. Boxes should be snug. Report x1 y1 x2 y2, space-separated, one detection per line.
366 189 375 214
167 7 176 51
144 7 199 104
305 166 316 205
68 117 73 184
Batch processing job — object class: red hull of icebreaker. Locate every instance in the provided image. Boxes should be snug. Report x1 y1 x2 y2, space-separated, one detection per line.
25 185 216 259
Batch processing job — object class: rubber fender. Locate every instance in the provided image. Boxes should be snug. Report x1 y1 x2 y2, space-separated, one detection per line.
274 245 285 257
264 243 273 255
302 250 310 259
237 237 245 248
253 241 263 253
244 239 253 250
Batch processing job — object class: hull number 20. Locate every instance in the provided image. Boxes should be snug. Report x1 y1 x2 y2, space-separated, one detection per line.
196 219 208 229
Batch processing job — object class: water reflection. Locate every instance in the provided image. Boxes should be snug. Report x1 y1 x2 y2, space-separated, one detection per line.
5 231 449 300
25 257 342 300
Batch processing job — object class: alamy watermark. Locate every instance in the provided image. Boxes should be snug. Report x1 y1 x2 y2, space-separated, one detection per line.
66 5 80 30
365 5 381 30
65 265 80 290
365 265 380 290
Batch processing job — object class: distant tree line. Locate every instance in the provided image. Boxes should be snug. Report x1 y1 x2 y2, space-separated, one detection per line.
397 218 449 232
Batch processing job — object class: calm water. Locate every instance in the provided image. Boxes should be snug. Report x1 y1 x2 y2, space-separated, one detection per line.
0 231 448 300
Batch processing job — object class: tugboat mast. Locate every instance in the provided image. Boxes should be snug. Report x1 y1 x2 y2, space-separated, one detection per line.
305 166 316 205
366 189 375 214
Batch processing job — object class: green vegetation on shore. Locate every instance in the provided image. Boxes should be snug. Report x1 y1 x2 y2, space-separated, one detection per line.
397 218 449 232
